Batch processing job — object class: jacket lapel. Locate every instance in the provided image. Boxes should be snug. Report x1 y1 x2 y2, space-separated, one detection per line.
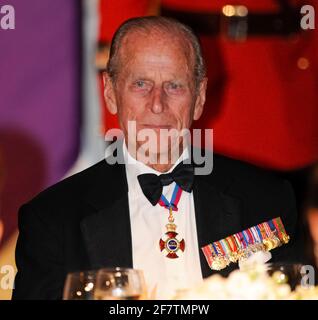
80 161 133 270
194 174 243 278
80 152 243 278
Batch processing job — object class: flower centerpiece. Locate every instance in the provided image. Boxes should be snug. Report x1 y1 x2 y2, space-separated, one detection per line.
175 253 318 300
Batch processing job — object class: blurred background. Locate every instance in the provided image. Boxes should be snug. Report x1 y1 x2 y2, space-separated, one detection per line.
0 0 317 299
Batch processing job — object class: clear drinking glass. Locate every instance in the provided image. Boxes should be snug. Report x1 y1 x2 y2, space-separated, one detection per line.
94 268 147 300
63 270 97 300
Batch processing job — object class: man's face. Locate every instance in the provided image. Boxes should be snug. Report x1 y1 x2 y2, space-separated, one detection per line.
104 30 207 162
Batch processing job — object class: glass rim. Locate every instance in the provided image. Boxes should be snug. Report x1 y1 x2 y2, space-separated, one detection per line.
66 269 98 278
96 267 144 274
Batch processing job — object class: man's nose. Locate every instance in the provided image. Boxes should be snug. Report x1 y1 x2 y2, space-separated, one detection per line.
149 87 165 114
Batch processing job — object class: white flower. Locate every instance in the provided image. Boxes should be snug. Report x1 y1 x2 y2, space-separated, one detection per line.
174 263 318 300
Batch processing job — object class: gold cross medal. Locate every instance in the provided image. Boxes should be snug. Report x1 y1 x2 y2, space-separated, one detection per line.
159 207 185 258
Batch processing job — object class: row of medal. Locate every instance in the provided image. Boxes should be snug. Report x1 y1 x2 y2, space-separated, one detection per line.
202 217 290 271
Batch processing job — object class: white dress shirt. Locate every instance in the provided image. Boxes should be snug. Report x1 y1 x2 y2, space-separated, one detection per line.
123 143 203 299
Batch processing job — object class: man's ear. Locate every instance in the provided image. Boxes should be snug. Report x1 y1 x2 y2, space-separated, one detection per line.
193 77 208 121
103 72 118 115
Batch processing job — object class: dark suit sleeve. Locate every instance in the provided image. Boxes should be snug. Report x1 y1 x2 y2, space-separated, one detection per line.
270 179 306 264
12 203 65 300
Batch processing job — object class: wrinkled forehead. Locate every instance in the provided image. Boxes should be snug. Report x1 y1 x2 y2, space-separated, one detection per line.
117 29 195 75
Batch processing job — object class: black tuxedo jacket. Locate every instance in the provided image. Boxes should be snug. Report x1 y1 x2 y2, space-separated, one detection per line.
12 154 304 299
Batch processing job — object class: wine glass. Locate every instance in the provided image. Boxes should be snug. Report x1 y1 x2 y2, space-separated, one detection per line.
63 270 97 300
94 268 147 300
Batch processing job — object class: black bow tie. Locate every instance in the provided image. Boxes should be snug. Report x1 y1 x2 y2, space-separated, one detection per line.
137 162 194 206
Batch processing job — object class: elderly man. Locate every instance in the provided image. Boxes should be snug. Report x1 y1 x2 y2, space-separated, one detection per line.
13 16 303 300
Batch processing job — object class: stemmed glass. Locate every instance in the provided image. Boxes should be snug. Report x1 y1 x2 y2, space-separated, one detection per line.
63 270 97 300
94 268 147 300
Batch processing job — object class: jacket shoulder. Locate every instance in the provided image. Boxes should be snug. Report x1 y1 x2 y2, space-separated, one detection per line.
22 160 125 223
30 160 108 204
210 153 287 191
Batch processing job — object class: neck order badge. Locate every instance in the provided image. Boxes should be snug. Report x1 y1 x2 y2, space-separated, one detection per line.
159 184 185 258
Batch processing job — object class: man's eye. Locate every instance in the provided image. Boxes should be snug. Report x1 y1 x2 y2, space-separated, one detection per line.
133 80 149 89
135 80 145 87
168 83 179 89
131 80 152 93
165 82 183 92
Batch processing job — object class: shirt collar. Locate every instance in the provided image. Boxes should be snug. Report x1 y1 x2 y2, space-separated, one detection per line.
123 140 189 194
